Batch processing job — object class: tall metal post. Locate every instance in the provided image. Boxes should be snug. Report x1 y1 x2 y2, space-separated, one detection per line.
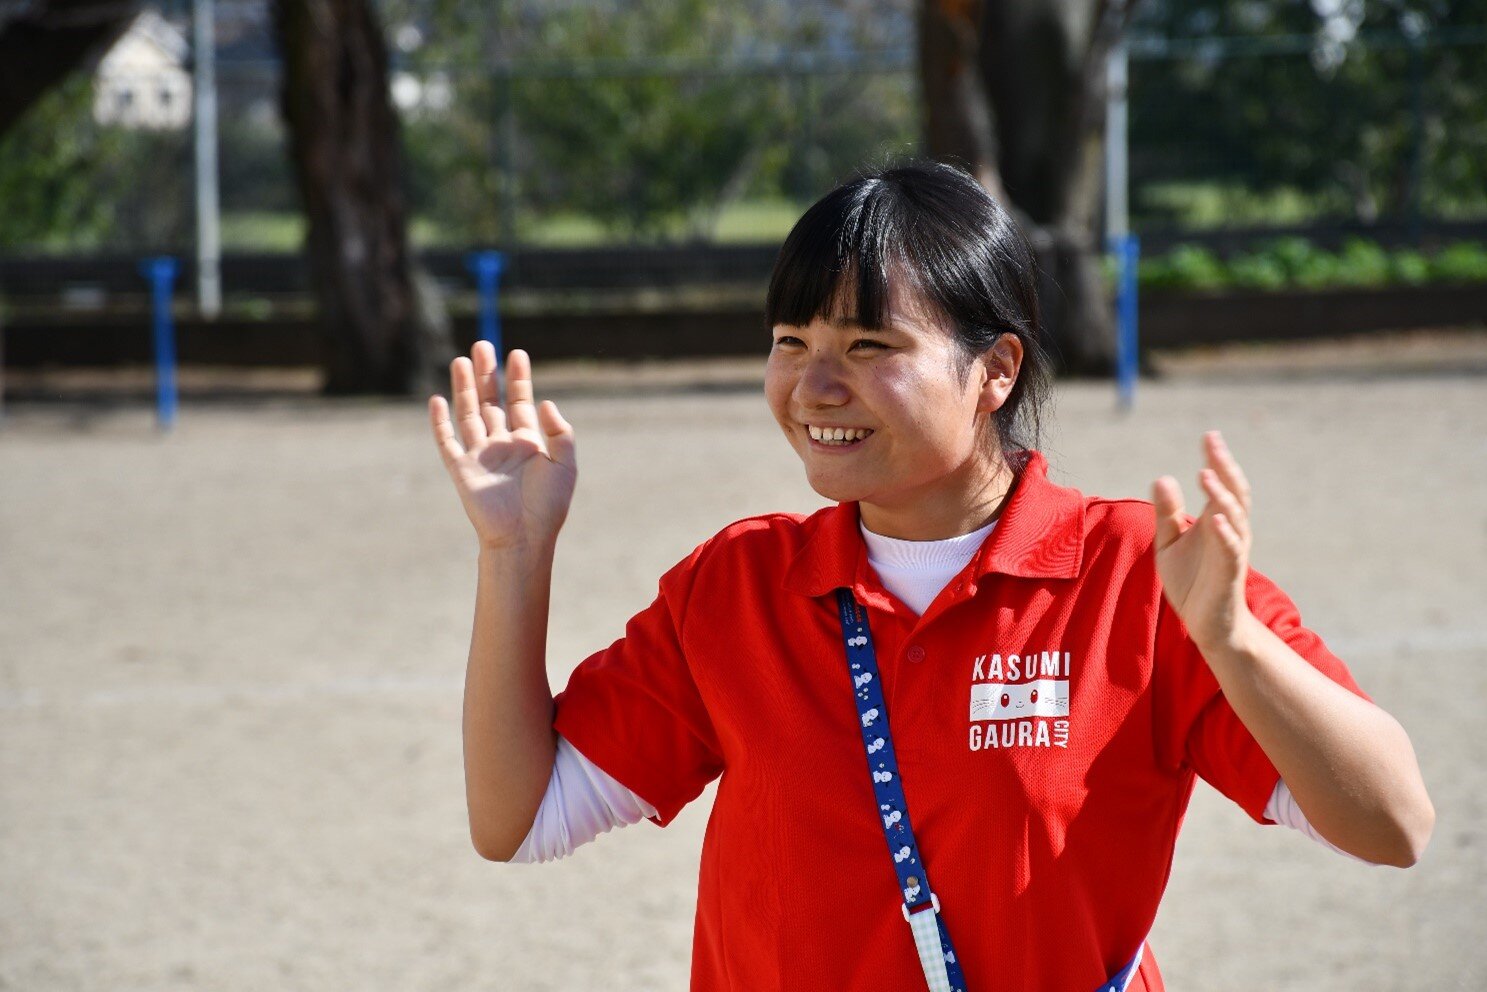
1104 38 1138 410
1406 23 1426 246
1104 39 1129 246
495 69 518 245
193 0 222 319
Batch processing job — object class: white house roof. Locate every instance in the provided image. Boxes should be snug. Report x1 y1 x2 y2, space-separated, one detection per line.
98 9 190 75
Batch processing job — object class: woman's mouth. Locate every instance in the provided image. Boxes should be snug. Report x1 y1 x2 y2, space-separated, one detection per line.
807 425 874 447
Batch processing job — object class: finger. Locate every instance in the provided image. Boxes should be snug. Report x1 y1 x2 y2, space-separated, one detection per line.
471 341 507 438
1199 468 1250 543
1204 431 1252 515
1151 475 1189 550
1209 512 1246 560
537 400 577 471
428 395 464 467
504 348 540 434
450 356 487 449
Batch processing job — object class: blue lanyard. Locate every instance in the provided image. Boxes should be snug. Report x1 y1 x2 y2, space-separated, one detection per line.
835 589 1145 992
837 589 968 992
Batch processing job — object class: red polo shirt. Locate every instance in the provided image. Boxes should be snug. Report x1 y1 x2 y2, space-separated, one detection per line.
553 451 1367 991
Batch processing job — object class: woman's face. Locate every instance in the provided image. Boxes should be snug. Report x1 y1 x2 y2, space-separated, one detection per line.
765 285 1021 539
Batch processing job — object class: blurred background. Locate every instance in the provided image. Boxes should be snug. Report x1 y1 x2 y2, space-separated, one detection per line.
1 0 1485 396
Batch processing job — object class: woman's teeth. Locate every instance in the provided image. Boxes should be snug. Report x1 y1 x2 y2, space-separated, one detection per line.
808 425 873 445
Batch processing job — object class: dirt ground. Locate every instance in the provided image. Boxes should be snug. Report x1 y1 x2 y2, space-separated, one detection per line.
2 333 1485 991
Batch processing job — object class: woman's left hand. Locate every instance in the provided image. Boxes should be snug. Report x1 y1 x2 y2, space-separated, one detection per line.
1152 431 1256 653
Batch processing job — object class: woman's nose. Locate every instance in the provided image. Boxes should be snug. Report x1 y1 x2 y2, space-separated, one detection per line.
795 353 851 408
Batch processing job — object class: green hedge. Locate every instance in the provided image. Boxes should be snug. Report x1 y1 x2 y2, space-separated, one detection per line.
1137 238 1487 293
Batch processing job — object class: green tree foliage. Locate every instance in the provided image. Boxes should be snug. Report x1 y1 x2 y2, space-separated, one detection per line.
512 0 788 239
393 0 917 243
1129 0 1487 227
0 77 117 248
0 74 190 250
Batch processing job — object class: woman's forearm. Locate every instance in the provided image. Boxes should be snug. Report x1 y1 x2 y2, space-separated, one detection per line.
1199 616 1434 867
463 540 560 861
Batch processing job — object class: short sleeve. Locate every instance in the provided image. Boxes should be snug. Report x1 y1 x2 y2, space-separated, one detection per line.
1152 567 1373 823
552 543 724 827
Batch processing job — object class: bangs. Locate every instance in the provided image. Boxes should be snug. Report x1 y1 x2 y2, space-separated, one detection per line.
759 160 1049 457
764 181 903 331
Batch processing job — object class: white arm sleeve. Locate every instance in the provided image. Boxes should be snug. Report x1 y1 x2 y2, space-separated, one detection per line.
508 735 659 864
1264 779 1379 865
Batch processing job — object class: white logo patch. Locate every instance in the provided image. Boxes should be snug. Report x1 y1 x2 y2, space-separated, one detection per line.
968 679 1070 721
967 650 1074 751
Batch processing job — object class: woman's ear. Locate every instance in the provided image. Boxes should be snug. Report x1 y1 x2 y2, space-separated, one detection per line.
976 333 1023 413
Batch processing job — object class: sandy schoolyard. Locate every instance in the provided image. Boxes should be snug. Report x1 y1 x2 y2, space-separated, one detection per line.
2 343 1484 991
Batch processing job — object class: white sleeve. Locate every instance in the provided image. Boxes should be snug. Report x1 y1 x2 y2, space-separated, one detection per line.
1264 779 1380 865
508 734 659 864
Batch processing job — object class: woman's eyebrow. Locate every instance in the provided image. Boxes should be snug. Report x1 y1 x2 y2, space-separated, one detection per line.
829 315 899 333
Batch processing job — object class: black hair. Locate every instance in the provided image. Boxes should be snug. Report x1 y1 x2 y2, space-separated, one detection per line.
764 160 1050 460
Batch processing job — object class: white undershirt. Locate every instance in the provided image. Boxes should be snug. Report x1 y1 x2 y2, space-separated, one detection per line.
510 519 1368 864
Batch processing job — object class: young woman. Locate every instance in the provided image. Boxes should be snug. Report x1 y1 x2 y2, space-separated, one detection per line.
429 162 1433 992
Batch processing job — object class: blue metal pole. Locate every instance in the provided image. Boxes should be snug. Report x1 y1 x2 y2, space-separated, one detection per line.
1110 234 1140 411
465 250 506 403
141 256 180 431
466 249 506 359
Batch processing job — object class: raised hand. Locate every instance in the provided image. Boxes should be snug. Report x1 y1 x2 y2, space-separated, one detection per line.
1151 431 1254 653
429 343 577 551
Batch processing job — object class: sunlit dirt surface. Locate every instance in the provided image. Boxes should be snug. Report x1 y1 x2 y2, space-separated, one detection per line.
3 332 1483 991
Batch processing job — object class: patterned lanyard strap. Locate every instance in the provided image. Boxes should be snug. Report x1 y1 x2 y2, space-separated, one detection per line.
836 589 968 992
835 591 1149 992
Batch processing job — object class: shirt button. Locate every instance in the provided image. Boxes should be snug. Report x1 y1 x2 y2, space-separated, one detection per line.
906 645 927 663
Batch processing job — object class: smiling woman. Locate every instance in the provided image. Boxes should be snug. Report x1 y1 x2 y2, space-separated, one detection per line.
761 167 1050 541
765 303 1022 540
765 165 1050 461
430 161 1434 992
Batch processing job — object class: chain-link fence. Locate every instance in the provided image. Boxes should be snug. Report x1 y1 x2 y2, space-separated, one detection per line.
1 0 1484 256
1128 25 1487 236
396 53 918 248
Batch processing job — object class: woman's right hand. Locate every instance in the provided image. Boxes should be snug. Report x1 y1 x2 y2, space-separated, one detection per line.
429 343 577 552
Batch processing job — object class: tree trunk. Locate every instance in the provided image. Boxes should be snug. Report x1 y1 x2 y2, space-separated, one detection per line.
0 0 141 138
273 0 451 395
977 0 1128 375
917 0 1002 199
917 0 1131 374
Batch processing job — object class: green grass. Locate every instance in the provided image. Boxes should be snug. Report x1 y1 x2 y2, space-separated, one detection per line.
514 212 611 248
1137 182 1340 229
510 198 805 247
710 199 805 242
220 212 304 251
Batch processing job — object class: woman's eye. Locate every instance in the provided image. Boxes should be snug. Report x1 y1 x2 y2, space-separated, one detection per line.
772 336 804 348
849 338 887 351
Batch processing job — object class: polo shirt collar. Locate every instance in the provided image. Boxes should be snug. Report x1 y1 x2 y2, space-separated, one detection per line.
782 450 1086 601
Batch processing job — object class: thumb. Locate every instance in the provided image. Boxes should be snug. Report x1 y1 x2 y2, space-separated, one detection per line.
537 400 577 471
1152 476 1188 550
